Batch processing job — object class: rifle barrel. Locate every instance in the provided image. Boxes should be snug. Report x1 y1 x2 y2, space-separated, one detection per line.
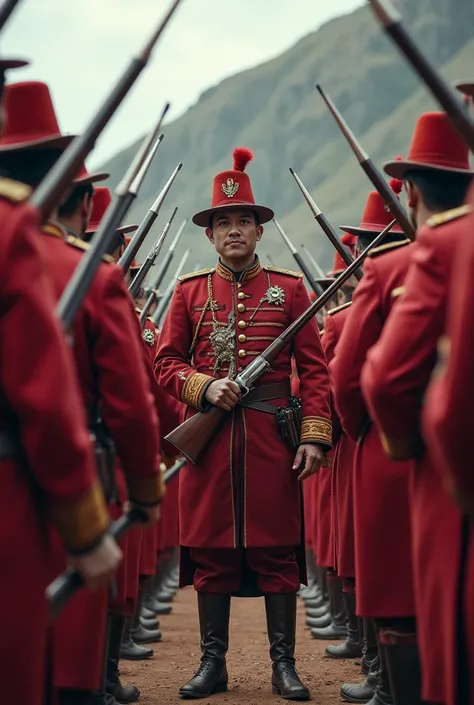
129 206 178 299
0 0 21 31
153 248 190 326
273 219 323 296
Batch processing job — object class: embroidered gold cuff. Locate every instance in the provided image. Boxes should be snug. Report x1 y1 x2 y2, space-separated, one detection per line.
182 371 214 410
127 471 165 506
300 416 332 448
380 432 420 461
51 480 109 554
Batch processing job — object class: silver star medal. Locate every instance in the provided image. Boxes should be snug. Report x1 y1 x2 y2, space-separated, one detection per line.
265 285 285 306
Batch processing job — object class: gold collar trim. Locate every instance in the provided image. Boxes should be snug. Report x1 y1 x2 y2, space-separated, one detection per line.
216 257 262 282
42 222 66 239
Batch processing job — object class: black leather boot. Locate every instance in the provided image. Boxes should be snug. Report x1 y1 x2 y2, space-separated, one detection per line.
305 603 329 619
306 612 332 629
340 660 380 704
311 576 347 640
365 635 393 705
381 630 422 705
326 591 361 658
140 616 159 630
105 615 140 704
265 593 310 701
120 616 154 661
179 593 230 699
361 619 379 675
59 690 95 705
302 594 328 610
130 590 161 644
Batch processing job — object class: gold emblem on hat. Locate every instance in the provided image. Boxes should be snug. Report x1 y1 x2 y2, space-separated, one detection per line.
265 285 285 306
222 178 239 198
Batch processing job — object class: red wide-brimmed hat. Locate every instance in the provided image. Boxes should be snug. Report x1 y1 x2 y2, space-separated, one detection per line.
315 276 336 291
192 147 274 227
454 79 474 97
75 163 109 186
340 182 405 237
0 57 29 70
384 112 474 179
0 80 74 152
86 186 137 236
332 233 357 276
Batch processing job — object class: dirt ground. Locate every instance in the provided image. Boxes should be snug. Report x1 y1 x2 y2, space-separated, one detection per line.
121 587 361 704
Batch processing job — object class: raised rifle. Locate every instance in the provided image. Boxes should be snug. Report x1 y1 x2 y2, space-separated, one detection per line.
57 116 163 329
315 84 416 240
165 219 397 463
289 168 363 280
273 219 324 296
266 254 276 267
152 248 191 327
139 218 187 325
129 206 178 299
47 456 186 620
300 244 327 279
30 0 183 220
119 162 183 274
368 0 474 153
0 0 21 31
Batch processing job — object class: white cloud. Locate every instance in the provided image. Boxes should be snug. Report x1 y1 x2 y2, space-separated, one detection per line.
2 0 361 166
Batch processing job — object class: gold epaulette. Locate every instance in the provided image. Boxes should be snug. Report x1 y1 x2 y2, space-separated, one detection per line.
426 204 472 228
367 238 411 259
391 285 405 299
263 265 303 278
0 177 31 203
66 235 114 263
178 268 213 282
326 301 352 316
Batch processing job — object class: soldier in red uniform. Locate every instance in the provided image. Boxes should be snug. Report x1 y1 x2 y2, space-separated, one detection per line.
0 80 164 705
422 185 474 705
0 61 121 705
361 113 473 705
155 147 332 701
329 183 415 705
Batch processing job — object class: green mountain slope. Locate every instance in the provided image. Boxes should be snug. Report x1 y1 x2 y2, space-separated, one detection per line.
100 0 474 280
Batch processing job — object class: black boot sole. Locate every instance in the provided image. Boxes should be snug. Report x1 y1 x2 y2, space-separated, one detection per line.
272 685 310 701
340 691 374 704
179 682 228 699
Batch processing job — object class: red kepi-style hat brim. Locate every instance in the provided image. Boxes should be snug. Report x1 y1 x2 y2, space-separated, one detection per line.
454 79 474 97
0 58 29 70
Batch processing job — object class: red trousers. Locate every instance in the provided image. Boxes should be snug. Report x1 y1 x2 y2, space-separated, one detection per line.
189 547 300 593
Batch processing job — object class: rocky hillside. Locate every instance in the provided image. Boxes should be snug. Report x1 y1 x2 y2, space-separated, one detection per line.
100 0 474 280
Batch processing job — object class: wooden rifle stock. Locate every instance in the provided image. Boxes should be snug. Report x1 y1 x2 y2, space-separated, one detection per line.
368 0 474 153
165 220 395 462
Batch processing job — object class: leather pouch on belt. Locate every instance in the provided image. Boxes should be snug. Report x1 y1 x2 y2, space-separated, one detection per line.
275 396 302 451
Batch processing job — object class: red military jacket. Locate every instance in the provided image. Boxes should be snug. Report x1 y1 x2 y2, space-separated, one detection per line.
322 301 353 443
40 224 163 506
0 181 108 551
155 258 331 549
330 239 411 442
422 203 474 506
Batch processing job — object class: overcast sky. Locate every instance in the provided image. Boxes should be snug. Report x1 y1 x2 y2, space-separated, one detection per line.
3 0 361 167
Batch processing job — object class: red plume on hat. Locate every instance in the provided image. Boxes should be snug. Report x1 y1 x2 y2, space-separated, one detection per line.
332 233 357 275
86 186 137 237
192 146 274 227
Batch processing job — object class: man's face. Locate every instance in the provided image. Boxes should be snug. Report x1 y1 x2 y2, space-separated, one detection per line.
206 208 263 262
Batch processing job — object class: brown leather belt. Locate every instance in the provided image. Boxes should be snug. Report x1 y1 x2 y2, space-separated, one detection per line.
240 380 291 414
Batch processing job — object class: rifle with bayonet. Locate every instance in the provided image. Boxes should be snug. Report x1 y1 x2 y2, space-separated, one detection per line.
152 248 191 327
119 162 183 274
165 218 397 464
30 0 183 220
273 219 324 296
129 206 178 299
368 0 474 153
139 218 188 325
315 85 416 241
289 168 363 280
300 244 327 279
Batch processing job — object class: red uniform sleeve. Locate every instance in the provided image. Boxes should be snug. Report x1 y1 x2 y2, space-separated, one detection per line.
330 260 383 442
91 266 163 505
0 203 108 552
291 277 332 448
321 316 343 443
155 282 214 410
361 231 442 460
422 222 474 502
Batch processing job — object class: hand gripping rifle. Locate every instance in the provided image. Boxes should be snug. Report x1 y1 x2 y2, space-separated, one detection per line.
47 456 186 620
152 247 191 327
316 84 416 241
289 168 363 280
30 0 183 220
139 218 188 326
57 116 163 329
165 219 396 464
300 244 327 279
128 206 178 299
368 0 474 153
119 162 183 274
273 219 324 296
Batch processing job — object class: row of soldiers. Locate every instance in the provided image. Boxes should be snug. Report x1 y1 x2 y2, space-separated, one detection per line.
298 84 474 705
0 57 185 704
